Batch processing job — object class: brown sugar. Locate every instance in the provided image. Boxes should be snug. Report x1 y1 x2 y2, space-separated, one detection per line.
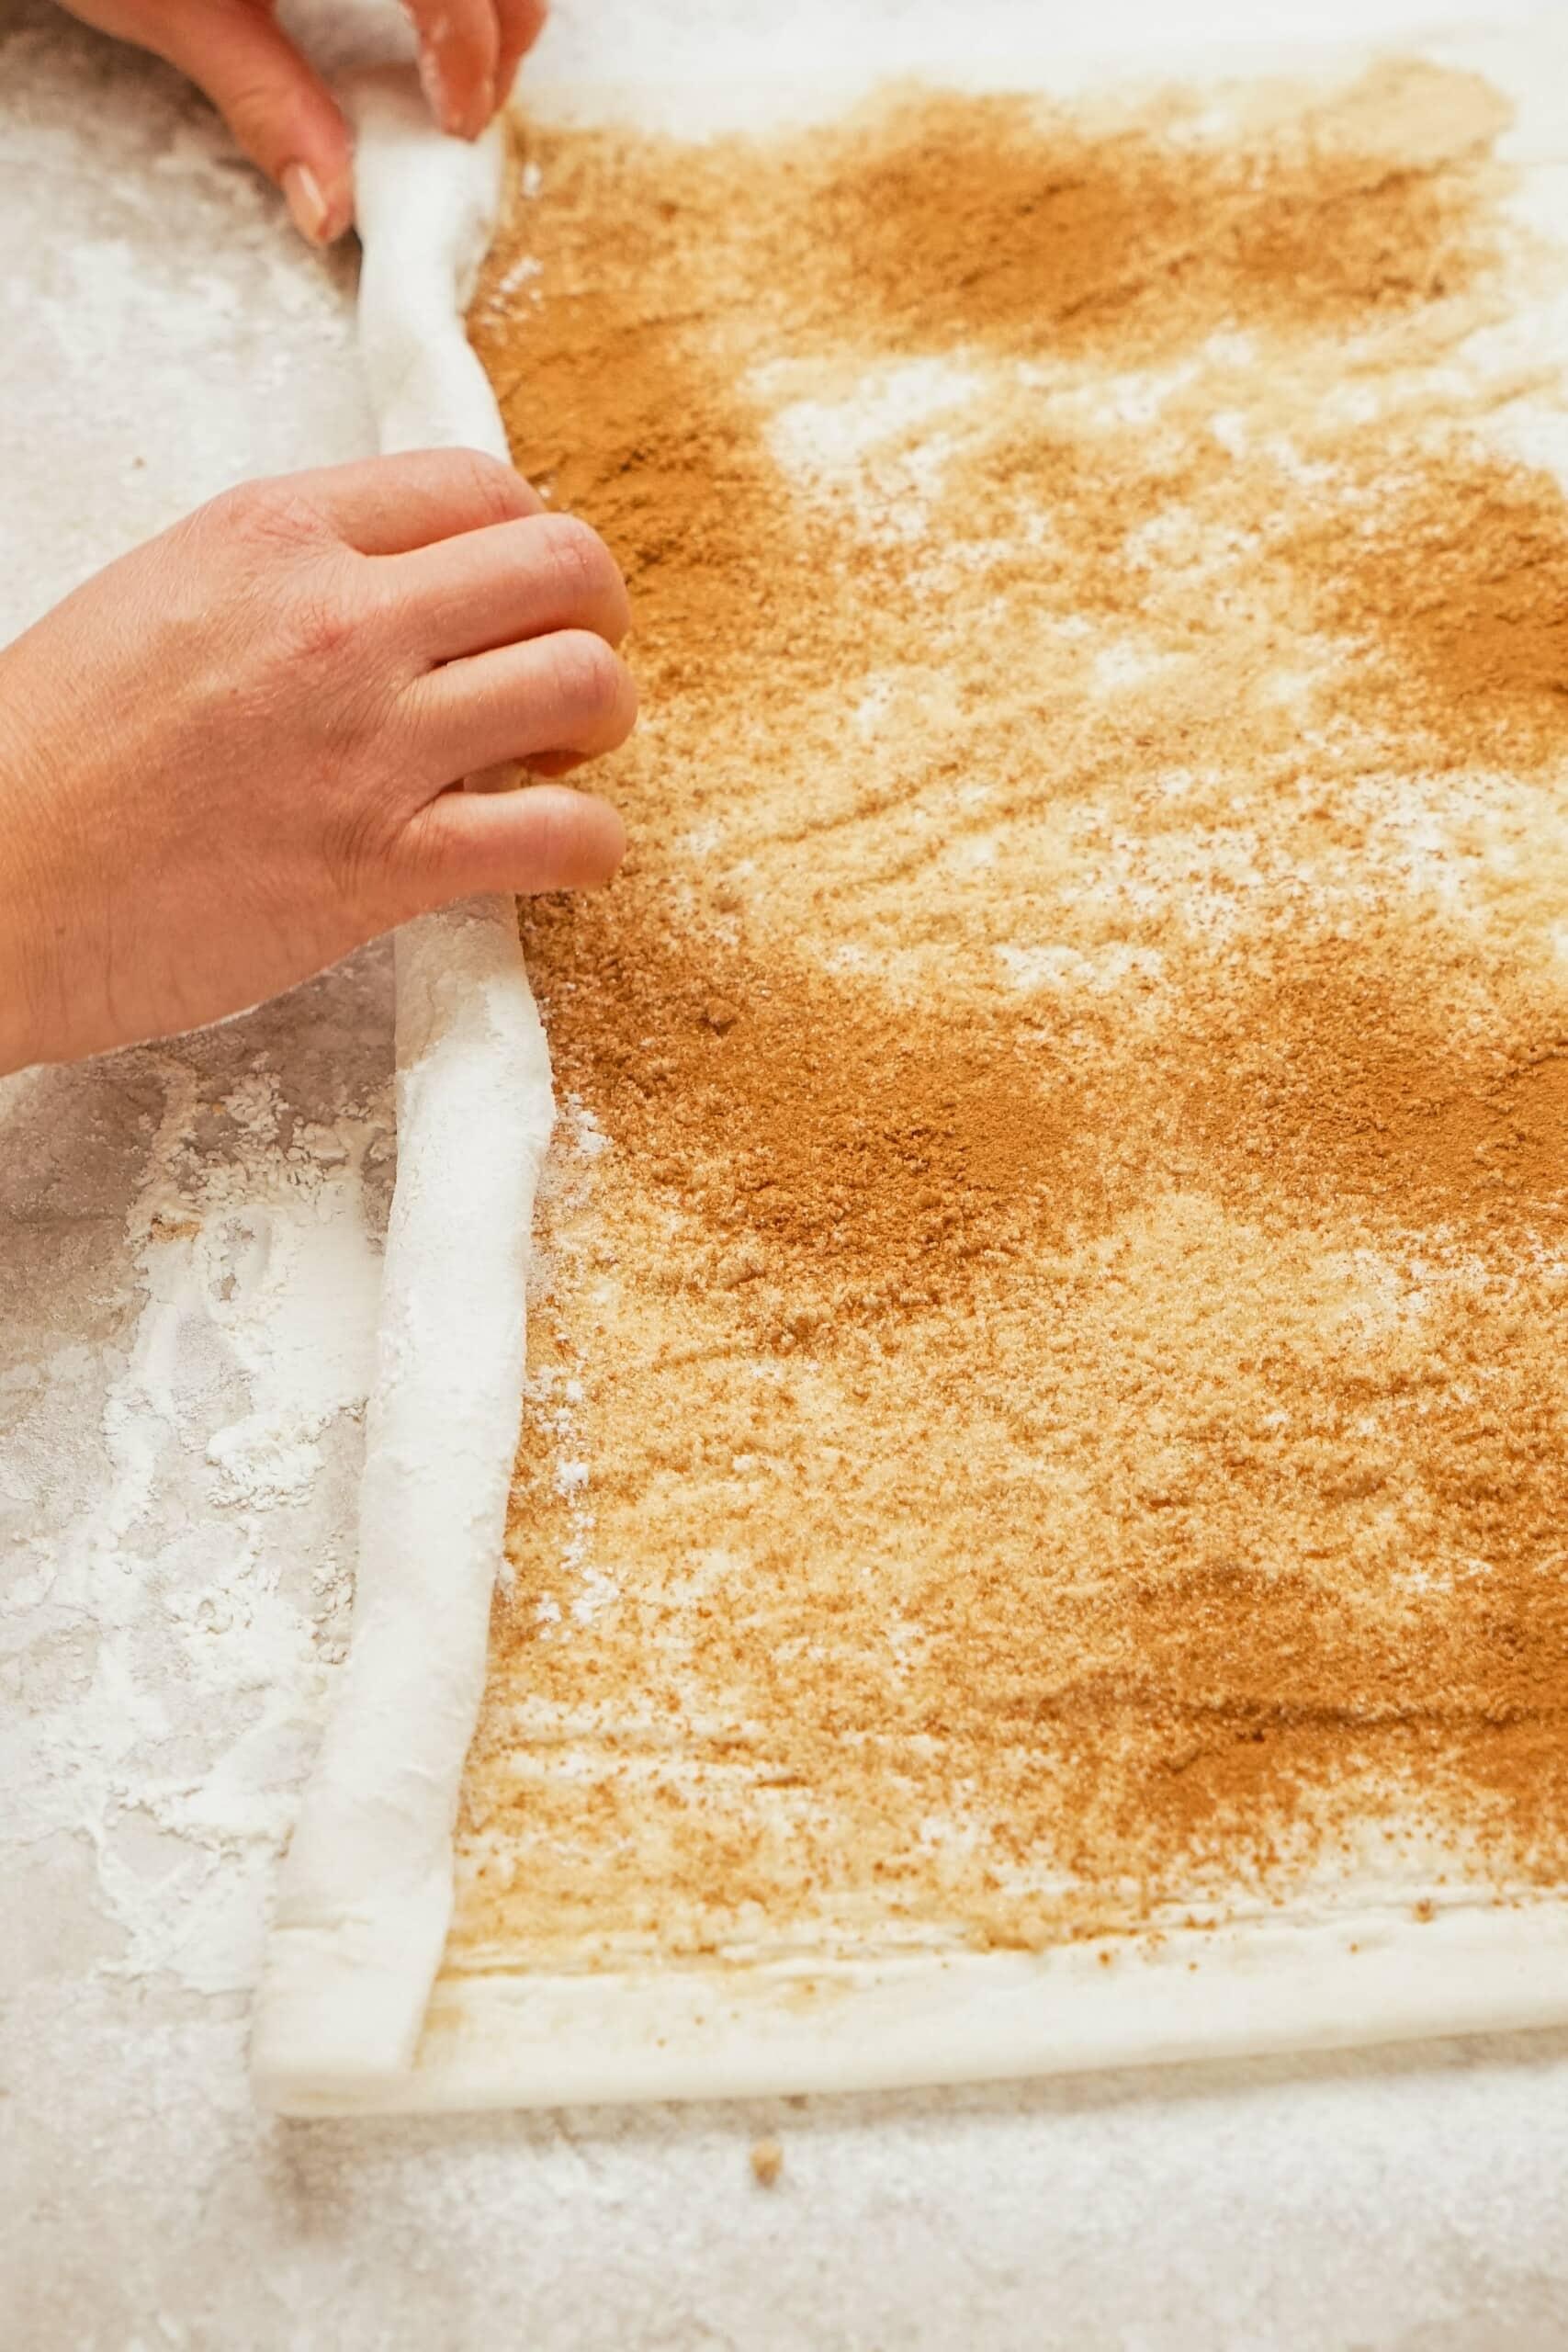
797 68 1506 356
447 60 1568 1976
750 2138 784 2188
1292 455 1568 772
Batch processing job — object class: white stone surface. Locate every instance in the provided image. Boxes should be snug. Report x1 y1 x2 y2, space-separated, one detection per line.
5 0 1568 2344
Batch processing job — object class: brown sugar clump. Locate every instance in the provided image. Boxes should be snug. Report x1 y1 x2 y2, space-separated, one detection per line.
750 2138 784 2188
447 60 1568 1977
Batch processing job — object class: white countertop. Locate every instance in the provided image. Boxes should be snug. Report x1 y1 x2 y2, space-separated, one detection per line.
4 1 1568 2343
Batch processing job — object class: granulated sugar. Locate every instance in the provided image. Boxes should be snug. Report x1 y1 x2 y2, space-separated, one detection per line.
448 61 1568 1972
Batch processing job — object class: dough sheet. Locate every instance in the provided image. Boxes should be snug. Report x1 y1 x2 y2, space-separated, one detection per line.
257 19 1568 2113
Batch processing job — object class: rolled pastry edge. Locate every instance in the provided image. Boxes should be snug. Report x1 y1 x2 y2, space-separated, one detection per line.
253 74 549 2106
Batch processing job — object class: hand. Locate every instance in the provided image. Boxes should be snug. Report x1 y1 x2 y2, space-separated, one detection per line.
0 447 634 1072
59 2 547 243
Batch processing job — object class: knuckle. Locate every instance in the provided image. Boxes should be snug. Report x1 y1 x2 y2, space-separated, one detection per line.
384 810 436 889
552 630 625 725
535 514 617 608
250 543 373 681
322 789 406 908
446 447 531 527
208 76 281 156
217 478 308 542
204 477 332 570
199 481 265 545
283 580 361 670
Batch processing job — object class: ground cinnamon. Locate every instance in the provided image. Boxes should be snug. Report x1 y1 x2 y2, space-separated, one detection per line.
446 59 1568 1972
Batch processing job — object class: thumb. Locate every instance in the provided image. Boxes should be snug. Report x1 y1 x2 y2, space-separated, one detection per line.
389 783 627 908
154 0 355 243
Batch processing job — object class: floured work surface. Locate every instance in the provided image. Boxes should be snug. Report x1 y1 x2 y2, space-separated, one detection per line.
426 51 1568 2103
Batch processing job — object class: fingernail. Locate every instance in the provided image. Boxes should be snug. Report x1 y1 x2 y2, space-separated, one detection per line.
457 82 496 142
282 161 329 244
418 40 463 138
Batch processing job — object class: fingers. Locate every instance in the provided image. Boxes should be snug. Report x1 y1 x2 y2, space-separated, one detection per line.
496 0 548 107
404 0 546 139
393 780 626 903
307 448 544 555
382 514 630 663
151 0 355 243
404 630 638 780
403 0 501 141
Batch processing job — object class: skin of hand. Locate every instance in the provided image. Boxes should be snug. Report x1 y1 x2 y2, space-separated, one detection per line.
0 447 635 1075
56 0 547 243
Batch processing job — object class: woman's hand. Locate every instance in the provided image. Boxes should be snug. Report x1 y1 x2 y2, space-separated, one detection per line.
0 447 634 1073
59 1 547 243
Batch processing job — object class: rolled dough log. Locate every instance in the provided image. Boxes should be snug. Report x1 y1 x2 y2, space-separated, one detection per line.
251 72 550 2105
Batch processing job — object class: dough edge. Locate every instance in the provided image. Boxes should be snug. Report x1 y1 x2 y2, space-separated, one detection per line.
250 72 551 2106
